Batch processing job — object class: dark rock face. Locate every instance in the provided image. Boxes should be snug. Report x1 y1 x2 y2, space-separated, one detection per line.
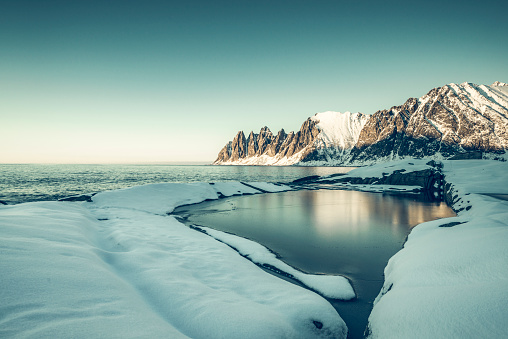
267 129 287 157
284 118 320 158
331 168 442 189
230 131 247 161
247 132 258 157
256 127 273 156
58 194 95 202
215 141 232 163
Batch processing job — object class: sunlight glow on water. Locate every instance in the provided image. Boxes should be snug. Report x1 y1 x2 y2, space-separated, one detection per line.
179 190 454 276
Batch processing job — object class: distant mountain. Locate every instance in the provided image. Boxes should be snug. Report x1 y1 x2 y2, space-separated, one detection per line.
214 81 508 165
214 111 369 165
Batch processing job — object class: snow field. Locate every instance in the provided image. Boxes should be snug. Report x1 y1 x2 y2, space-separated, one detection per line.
1 181 347 339
91 181 292 214
88 207 347 338
0 202 188 338
311 111 369 150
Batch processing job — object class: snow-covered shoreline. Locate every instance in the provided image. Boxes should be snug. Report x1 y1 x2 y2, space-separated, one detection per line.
0 181 349 338
2 160 507 338
339 160 508 338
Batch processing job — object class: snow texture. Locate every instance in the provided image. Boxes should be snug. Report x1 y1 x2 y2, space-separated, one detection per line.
1 182 348 339
311 111 369 150
195 226 356 300
366 159 508 339
91 181 290 214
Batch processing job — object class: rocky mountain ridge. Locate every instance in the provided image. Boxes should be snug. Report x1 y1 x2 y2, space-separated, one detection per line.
214 81 508 165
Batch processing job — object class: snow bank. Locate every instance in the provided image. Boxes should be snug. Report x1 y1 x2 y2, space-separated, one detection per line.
1 181 349 338
92 182 218 214
366 159 508 338
91 181 289 214
0 202 188 338
195 226 355 300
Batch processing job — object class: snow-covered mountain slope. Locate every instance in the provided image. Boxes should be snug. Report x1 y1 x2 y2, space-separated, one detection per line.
311 111 368 150
350 81 508 164
214 111 369 165
214 81 508 166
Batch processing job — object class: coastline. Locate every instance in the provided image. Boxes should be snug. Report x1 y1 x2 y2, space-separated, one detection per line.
1 159 507 338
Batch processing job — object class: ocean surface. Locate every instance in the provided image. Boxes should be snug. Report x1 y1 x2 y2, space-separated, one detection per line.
0 164 353 204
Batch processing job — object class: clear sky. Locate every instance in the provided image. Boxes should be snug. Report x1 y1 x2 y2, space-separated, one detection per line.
1 0 507 163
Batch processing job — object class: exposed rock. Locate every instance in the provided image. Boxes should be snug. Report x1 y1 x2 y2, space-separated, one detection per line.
215 141 232 163
214 81 508 165
213 112 367 165
266 129 287 157
247 131 258 157
256 127 273 156
350 83 508 163
230 131 247 161
58 194 95 202
325 168 444 200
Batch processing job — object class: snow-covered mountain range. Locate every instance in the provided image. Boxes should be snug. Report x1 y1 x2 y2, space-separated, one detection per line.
214 81 508 165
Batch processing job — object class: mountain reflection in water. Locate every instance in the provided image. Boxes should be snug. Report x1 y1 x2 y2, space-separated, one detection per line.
175 189 455 339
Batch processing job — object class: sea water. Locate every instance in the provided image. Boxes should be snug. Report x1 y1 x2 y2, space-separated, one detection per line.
0 164 352 204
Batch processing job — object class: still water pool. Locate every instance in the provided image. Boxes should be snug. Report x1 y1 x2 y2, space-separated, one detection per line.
175 189 455 338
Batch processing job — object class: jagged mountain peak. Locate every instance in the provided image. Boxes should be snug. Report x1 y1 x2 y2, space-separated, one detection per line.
214 81 508 166
492 81 508 87
259 126 272 134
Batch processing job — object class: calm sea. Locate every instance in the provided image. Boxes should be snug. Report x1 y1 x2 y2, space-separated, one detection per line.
0 164 353 204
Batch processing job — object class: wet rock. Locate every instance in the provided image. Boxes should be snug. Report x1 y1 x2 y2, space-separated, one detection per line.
58 194 95 202
313 321 323 329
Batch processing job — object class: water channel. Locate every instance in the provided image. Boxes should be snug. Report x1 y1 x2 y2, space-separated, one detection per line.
174 189 455 338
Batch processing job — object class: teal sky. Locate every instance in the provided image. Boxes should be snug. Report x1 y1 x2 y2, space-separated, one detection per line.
2 0 507 163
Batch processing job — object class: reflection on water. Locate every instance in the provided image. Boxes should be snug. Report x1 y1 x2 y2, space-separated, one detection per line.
181 189 453 277
176 189 455 339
